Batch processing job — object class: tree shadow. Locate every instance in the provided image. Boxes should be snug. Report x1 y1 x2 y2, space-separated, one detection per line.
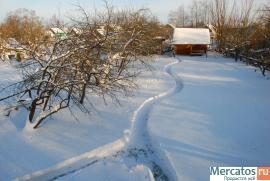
156 136 260 166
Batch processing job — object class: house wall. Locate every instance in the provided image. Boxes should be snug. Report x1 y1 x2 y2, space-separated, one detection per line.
174 45 192 54
173 44 207 55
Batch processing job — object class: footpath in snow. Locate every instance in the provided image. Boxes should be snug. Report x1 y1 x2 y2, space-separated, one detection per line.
1 52 270 181
149 53 270 180
13 57 182 181
0 56 173 181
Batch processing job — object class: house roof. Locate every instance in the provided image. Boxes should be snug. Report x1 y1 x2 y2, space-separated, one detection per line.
4 38 24 50
167 24 176 29
70 28 82 35
50 28 66 34
172 28 210 45
97 26 106 36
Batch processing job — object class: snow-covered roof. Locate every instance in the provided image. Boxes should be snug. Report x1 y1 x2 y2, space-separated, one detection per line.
97 26 106 36
50 28 66 34
4 38 24 50
70 28 82 35
206 24 217 37
167 24 176 29
172 28 210 45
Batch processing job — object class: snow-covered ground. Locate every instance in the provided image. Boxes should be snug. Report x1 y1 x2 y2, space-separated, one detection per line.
149 54 270 180
0 52 270 181
0 57 171 181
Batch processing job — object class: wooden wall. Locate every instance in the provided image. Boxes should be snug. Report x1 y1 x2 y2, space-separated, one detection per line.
174 44 207 55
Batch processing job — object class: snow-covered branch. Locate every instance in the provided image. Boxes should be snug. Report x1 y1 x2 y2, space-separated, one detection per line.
0 6 162 129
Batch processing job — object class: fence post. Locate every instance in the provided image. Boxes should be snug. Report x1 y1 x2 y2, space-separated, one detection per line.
261 56 266 76
235 47 239 62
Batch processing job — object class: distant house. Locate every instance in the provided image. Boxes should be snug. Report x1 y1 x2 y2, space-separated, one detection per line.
206 24 217 40
205 24 217 49
68 28 82 36
96 25 119 36
46 28 67 39
172 28 210 55
2 38 26 60
96 26 106 36
164 24 175 40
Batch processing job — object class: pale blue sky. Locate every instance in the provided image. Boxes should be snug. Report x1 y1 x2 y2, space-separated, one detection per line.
0 0 269 23
0 0 189 23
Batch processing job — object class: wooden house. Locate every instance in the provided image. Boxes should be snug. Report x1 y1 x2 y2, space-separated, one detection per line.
172 28 210 55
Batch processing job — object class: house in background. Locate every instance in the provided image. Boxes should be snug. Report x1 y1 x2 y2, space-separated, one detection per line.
164 24 175 40
46 28 67 40
1 38 26 60
68 28 82 36
172 28 210 55
205 24 217 49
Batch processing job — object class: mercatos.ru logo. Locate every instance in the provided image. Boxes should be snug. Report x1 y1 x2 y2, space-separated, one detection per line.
210 167 270 181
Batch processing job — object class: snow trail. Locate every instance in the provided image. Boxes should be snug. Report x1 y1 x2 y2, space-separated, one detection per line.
128 58 183 145
13 139 126 181
13 57 183 181
125 57 183 181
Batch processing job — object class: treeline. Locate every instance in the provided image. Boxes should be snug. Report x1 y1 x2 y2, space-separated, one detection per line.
0 8 169 53
0 9 45 49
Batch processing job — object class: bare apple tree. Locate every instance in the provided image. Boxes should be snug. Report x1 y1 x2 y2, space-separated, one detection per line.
0 6 162 129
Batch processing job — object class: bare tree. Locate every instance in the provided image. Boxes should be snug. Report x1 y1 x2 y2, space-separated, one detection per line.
253 3 270 49
48 14 65 29
190 0 199 27
168 6 188 27
208 0 256 49
0 6 162 129
168 0 210 28
209 0 228 49
0 9 45 48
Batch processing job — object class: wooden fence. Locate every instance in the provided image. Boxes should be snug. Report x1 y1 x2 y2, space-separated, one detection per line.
224 48 270 76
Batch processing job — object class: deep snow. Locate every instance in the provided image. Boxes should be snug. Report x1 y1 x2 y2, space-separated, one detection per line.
149 54 270 180
0 52 270 181
0 57 172 181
